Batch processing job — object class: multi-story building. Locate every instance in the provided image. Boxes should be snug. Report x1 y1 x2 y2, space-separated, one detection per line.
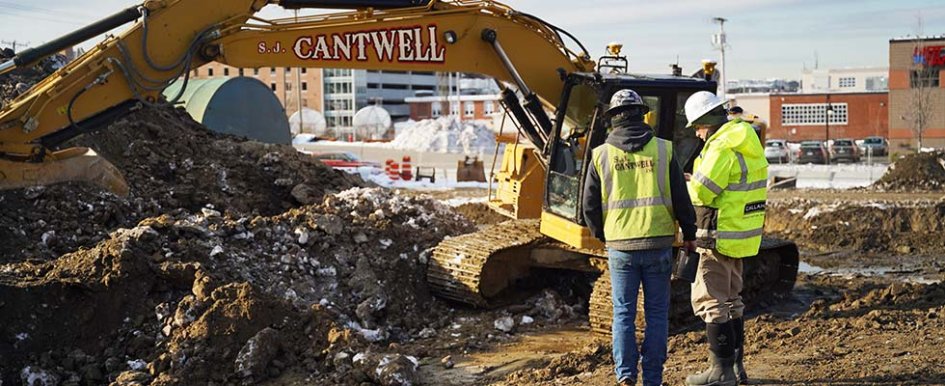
801 67 889 94
767 92 889 141
405 94 500 121
191 63 324 117
889 36 945 150
323 69 440 127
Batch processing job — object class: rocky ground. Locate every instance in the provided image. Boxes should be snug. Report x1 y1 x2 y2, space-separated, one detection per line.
3 62 945 384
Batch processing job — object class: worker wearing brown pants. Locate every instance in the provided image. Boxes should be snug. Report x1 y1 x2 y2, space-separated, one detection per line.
691 247 747 385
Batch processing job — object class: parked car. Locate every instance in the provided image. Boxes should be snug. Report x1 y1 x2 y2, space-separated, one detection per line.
796 141 829 164
764 139 791 164
311 152 380 169
858 136 888 157
830 138 860 163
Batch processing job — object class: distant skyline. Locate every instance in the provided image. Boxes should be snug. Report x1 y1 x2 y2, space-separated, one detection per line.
1 0 944 79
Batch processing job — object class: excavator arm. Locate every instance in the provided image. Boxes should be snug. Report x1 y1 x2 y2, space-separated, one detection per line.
0 0 594 195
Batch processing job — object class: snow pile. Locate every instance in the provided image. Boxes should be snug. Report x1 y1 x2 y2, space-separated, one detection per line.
389 117 496 154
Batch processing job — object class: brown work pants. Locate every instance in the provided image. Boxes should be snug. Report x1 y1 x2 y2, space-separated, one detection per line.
691 247 744 323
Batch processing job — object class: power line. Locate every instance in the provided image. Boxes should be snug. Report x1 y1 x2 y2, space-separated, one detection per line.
0 1 98 20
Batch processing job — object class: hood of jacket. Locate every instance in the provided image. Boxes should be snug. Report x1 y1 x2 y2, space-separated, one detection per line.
703 118 766 161
605 121 654 152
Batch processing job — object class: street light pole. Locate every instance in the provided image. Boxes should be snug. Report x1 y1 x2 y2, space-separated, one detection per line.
825 94 833 165
712 17 728 98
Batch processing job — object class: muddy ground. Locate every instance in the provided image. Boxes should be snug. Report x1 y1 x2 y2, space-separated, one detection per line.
2 88 944 384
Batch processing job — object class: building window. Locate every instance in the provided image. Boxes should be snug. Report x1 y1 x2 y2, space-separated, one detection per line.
271 83 277 91
301 68 307 74
865 76 887 91
208 68 214 76
367 83 379 89
450 102 460 116
464 101 475 117
838 77 855 88
431 102 442 117
254 68 260 76
270 67 276 74
781 103 848 126
224 68 230 76
302 82 308 91
484 100 495 115
193 69 199 77
911 69 940 88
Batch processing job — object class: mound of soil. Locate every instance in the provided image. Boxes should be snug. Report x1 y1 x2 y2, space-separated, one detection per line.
453 202 509 225
0 105 363 262
0 188 474 385
873 151 945 191
765 199 945 254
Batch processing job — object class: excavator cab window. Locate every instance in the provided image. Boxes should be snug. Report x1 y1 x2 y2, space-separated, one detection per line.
546 81 598 220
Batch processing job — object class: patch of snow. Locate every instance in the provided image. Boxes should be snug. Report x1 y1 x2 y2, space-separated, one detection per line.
127 359 147 371
390 117 496 154
346 321 388 342
210 245 224 257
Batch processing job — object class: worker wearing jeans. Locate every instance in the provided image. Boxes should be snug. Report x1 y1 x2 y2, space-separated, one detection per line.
607 248 673 385
584 89 697 386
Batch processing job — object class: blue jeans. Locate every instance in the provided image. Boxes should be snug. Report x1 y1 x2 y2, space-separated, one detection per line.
608 247 672 385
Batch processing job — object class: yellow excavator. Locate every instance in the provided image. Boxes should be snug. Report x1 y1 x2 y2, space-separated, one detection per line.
0 0 798 333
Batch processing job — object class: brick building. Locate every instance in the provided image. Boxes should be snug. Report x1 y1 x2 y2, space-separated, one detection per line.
191 63 324 116
405 94 500 120
889 36 945 150
767 92 888 141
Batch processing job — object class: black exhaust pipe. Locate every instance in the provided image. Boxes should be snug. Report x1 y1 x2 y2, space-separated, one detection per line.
278 0 430 9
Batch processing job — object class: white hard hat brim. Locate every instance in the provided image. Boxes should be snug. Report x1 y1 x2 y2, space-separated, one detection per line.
686 98 728 128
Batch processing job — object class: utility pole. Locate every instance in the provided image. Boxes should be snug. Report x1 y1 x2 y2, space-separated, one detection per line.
712 17 728 98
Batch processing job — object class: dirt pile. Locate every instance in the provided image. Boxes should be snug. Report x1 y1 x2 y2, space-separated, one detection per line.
0 188 474 385
873 151 945 191
0 105 363 262
0 51 66 107
766 199 945 253
452 202 509 226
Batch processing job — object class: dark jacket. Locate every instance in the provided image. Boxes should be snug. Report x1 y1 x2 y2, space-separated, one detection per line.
582 121 698 249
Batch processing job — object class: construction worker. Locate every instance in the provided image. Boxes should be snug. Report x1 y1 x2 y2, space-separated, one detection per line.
683 91 768 386
583 89 697 386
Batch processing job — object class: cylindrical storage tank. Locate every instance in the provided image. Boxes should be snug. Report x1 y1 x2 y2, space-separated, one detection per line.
289 108 328 136
163 77 291 144
353 105 392 140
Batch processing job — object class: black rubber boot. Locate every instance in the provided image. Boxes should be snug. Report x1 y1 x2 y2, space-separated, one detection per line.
685 321 738 386
733 317 748 385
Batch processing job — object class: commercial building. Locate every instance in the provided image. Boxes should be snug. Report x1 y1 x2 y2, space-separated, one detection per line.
888 36 945 150
191 63 324 117
323 69 440 127
405 94 499 120
801 67 888 94
766 92 888 142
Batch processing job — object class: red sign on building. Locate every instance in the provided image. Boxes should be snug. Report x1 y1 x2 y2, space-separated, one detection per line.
914 45 945 67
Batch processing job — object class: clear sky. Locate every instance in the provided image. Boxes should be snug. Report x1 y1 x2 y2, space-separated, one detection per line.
1 0 943 79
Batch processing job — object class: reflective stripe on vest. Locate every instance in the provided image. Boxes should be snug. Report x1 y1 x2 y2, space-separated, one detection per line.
593 139 675 242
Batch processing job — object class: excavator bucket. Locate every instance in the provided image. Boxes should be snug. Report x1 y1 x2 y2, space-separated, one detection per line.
456 156 486 183
0 147 129 196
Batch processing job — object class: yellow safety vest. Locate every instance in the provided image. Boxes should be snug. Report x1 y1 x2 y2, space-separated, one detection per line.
592 138 676 245
688 119 768 258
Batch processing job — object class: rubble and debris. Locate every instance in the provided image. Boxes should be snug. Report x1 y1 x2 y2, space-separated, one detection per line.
0 104 363 262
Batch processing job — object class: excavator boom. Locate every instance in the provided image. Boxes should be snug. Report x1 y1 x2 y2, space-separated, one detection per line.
0 0 593 194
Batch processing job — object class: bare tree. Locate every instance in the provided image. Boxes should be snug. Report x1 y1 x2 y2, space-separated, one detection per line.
908 15 935 152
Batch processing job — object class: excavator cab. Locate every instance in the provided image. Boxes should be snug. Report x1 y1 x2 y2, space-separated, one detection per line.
540 72 716 249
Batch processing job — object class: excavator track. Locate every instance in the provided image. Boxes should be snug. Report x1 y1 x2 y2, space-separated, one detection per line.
427 219 547 307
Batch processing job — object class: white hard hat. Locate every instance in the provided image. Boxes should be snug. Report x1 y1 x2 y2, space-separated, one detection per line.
684 91 727 128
